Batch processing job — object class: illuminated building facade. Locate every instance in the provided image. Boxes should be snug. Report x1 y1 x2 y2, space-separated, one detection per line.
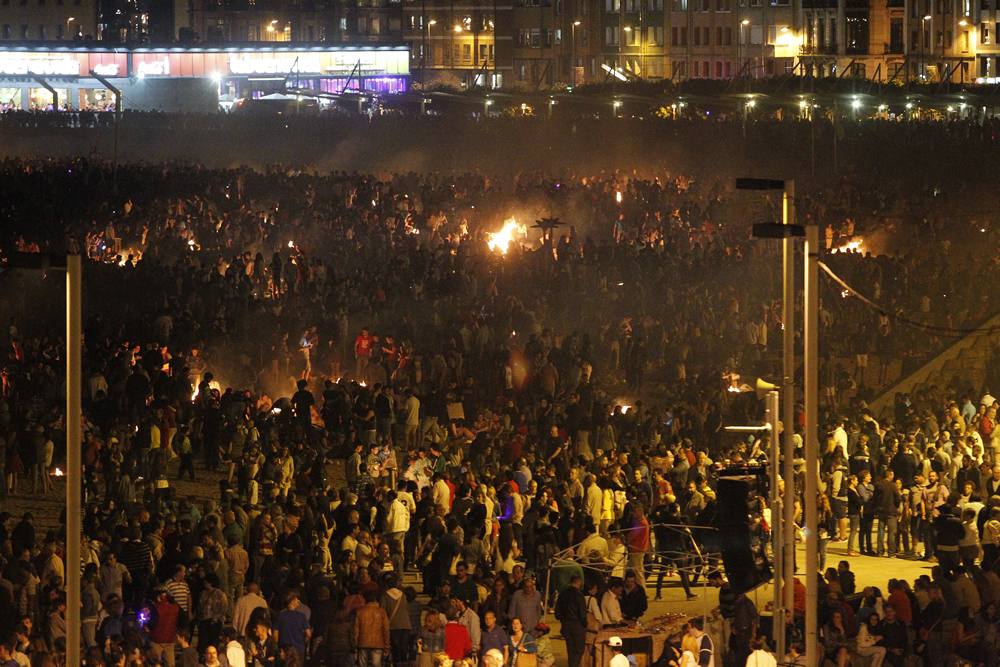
0 43 410 110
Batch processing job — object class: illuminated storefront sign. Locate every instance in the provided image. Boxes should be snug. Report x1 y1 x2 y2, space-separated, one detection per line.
229 55 324 75
0 53 81 76
136 58 170 76
92 63 121 77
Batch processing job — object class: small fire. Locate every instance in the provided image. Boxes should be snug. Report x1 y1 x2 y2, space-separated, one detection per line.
832 237 865 254
486 218 527 255
615 191 623 204
53 468 65 477
287 240 295 249
118 248 143 266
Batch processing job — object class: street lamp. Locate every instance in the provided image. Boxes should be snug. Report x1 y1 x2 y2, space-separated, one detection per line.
66 16 75 39
572 20 581 86
739 18 750 77
921 15 931 80
422 19 437 87
738 177 803 665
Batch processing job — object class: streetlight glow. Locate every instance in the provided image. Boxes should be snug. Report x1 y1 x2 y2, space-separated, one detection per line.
923 14 932 20
453 25 463 32
573 20 581 25
741 19 750 25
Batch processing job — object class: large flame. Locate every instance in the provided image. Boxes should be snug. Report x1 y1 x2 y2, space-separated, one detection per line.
486 218 527 255
831 237 865 254
191 379 222 402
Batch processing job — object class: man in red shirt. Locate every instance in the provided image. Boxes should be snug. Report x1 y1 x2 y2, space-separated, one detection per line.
627 506 651 590
149 587 181 667
444 611 473 661
355 328 374 383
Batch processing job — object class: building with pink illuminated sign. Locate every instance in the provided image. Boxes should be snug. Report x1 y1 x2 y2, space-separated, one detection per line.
0 43 409 111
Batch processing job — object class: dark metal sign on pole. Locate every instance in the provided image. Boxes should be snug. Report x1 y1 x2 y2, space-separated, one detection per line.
735 177 785 190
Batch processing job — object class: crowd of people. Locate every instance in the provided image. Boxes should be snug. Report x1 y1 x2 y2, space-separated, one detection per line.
0 152 996 667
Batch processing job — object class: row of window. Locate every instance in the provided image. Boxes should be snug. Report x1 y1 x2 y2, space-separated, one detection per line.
604 0 789 11
406 15 494 31
416 42 495 63
0 0 82 5
664 24 773 46
602 24 665 43
1 23 77 38
517 26 563 45
604 0 666 12
655 0 788 11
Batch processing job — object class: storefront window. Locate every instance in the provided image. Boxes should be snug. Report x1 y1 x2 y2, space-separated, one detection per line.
29 87 68 110
0 87 23 110
81 88 115 111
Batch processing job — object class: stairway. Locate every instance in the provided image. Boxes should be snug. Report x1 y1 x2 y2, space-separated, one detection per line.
868 311 1000 416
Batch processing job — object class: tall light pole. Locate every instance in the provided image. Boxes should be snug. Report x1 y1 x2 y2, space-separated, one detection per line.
572 20 581 85
781 181 797 660
921 15 931 79
803 221 820 667
453 23 463 70
423 19 437 86
740 177 804 662
624 25 631 73
740 18 750 77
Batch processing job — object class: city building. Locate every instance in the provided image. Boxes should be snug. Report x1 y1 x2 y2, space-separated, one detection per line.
0 0 988 88
188 0 402 45
0 0 98 41
402 0 507 88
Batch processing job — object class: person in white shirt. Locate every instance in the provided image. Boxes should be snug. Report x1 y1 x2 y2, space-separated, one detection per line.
600 580 625 626
832 419 849 462
605 535 627 579
432 474 451 513
223 627 247 667
584 476 603 528
855 613 886 667
745 638 778 667
384 491 411 556
608 637 629 667
577 519 609 561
